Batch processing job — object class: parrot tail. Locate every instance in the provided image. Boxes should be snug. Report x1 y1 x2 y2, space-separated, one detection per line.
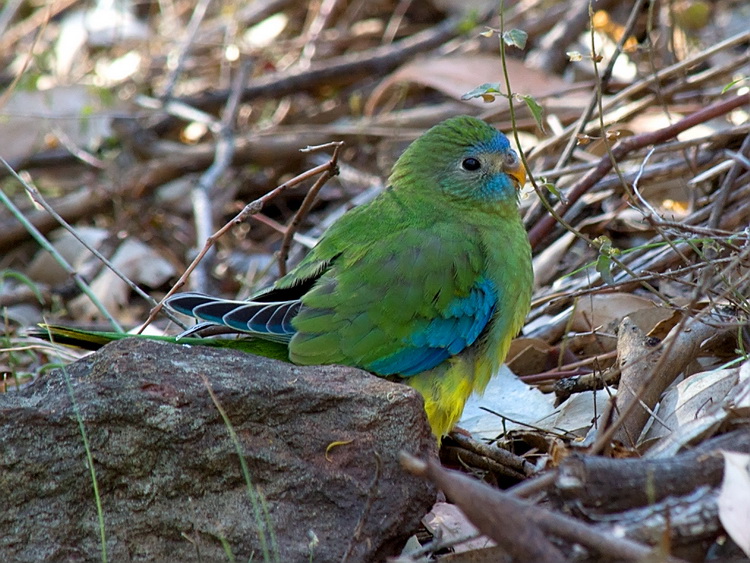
167 292 298 343
30 324 290 360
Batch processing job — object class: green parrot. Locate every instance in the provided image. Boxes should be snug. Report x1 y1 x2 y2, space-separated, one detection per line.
40 116 533 438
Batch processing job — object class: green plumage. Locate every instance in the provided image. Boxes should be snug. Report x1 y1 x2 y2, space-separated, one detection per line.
267 116 533 436
38 116 533 439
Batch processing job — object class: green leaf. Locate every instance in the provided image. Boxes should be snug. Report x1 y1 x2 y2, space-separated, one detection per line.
1 269 45 304
595 252 615 285
519 94 544 131
721 76 747 94
502 29 527 49
592 236 620 285
461 82 505 101
541 181 563 200
90 85 116 106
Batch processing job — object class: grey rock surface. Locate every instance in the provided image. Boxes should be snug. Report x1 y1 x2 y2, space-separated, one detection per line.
0 338 437 562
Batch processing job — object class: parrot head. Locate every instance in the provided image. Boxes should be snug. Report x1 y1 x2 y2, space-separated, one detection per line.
388 115 526 207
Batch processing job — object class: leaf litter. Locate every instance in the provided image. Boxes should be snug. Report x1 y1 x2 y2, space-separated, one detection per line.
0 0 749 560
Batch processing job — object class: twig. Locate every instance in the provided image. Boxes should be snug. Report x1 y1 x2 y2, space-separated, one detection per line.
201 0 293 35
298 0 344 69
161 16 464 115
382 0 413 44
506 470 557 499
277 141 344 276
555 429 750 510
0 159 122 331
24 180 186 329
0 1 48 112
0 0 78 55
442 447 527 481
137 96 221 129
479 406 574 440
401 453 683 562
139 157 342 332
51 127 107 169
591 308 734 453
0 0 23 38
528 92 750 249
190 61 252 292
587 10 693 279
447 432 537 477
526 0 619 74
2 160 190 328
708 133 750 229
550 0 649 170
159 0 214 100
401 530 482 560
529 30 750 161
533 125 748 184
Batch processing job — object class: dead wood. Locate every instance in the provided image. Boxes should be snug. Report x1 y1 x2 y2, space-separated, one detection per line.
553 428 750 513
402 453 683 562
602 311 734 448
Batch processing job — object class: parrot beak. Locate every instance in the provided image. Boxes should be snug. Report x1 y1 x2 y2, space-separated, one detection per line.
505 158 526 189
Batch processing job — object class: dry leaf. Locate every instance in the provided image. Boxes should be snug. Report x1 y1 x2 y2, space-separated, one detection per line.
718 451 750 557
364 54 573 116
545 389 612 436
506 337 554 375
724 360 750 417
422 502 495 553
642 367 740 444
69 239 176 320
646 309 683 339
459 364 556 439
644 366 750 457
27 227 109 285
533 231 576 288
570 293 659 333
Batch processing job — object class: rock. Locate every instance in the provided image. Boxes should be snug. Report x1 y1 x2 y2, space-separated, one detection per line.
0 338 437 562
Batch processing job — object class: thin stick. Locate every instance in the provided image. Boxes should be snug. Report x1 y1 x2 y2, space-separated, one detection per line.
190 61 252 292
552 0 649 170
0 0 78 54
139 156 342 332
164 16 463 113
528 92 750 248
0 159 123 331
159 0 213 99
529 30 750 160
277 141 344 275
708 133 750 229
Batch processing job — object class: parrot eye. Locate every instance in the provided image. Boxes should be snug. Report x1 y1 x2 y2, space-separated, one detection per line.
461 157 481 171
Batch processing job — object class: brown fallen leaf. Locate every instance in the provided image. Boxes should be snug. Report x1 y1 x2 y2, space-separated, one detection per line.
571 292 659 333
364 54 578 116
718 451 750 558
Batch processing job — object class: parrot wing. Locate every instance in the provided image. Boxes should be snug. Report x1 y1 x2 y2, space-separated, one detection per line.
287 224 496 377
167 224 495 378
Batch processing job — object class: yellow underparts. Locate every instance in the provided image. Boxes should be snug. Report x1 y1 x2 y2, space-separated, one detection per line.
405 348 498 440
404 334 511 442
